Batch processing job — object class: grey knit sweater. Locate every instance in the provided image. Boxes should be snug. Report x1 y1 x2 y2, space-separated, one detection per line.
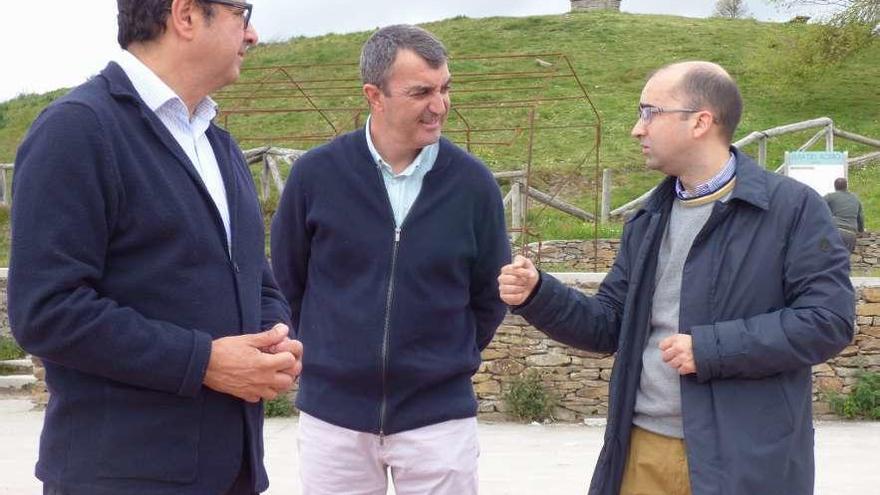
632 196 720 438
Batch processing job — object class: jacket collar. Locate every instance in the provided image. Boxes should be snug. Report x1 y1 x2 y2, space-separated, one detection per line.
101 61 143 102
98 61 238 246
726 146 770 210
641 146 770 215
98 60 233 158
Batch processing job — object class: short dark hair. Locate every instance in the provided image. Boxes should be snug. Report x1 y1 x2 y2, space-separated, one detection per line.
834 177 848 191
675 65 743 143
117 0 215 49
360 25 447 93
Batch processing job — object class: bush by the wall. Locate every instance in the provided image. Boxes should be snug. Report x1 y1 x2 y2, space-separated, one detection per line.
264 393 296 417
829 371 880 420
0 335 25 361
503 372 557 422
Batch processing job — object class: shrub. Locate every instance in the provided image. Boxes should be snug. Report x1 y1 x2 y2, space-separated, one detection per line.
264 393 296 417
0 335 25 361
503 372 557 422
828 371 880 420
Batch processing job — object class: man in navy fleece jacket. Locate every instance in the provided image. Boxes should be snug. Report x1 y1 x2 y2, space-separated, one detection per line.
271 24 511 495
8 1 302 494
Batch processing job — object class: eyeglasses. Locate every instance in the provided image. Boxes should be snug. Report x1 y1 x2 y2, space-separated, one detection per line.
204 0 253 29
637 105 699 124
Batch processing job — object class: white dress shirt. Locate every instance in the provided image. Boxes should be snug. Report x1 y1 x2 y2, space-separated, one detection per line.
115 50 232 253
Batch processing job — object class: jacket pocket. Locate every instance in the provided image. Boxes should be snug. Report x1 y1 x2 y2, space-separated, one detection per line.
97 383 204 482
716 374 794 444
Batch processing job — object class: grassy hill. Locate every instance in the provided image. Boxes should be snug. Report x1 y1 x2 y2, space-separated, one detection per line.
0 11 878 264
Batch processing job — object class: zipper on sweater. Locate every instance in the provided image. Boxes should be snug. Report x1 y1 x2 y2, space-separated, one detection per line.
378 226 401 438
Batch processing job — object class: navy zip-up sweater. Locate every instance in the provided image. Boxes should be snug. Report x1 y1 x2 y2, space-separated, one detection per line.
271 129 510 435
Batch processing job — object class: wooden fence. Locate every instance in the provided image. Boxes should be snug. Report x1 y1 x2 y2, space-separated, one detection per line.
611 117 880 218
2 117 878 221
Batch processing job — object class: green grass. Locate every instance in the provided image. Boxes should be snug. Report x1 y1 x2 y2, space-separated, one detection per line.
1 12 878 252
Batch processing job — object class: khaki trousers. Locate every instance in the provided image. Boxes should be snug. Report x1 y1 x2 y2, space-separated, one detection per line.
619 426 692 495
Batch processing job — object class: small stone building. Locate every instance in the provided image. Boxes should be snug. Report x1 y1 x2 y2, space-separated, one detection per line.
570 0 622 12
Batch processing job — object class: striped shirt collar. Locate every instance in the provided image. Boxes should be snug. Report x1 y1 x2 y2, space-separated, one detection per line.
115 50 218 124
675 153 736 200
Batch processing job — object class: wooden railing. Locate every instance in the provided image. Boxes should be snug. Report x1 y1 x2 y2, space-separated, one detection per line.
610 117 880 219
243 148 595 243
0 164 12 205
3 119 878 223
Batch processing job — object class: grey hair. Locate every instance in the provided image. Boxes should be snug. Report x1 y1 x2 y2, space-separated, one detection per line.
360 25 448 92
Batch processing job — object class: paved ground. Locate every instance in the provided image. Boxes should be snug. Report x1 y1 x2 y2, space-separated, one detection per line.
1 398 878 494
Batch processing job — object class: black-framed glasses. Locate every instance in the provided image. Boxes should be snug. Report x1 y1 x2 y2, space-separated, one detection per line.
204 0 253 29
637 105 699 124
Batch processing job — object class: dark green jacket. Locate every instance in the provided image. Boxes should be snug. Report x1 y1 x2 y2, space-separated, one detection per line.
824 190 864 233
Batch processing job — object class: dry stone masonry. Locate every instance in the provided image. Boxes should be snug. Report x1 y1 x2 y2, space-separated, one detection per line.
529 239 620 272
475 275 880 422
3 273 879 419
851 232 880 274
534 232 880 275
570 0 622 12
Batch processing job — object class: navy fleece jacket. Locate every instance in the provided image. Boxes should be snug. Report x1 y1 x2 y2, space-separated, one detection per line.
271 129 510 434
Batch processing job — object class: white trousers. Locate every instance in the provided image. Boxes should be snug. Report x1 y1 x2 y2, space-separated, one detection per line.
297 412 480 495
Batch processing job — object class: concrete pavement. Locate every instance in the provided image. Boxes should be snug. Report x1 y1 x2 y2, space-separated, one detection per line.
1 399 878 494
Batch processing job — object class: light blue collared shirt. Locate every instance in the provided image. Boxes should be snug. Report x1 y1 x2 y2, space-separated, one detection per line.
675 153 736 200
365 116 439 227
115 50 231 253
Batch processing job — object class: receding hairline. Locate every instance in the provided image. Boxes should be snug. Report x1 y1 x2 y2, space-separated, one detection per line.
643 60 743 142
652 61 733 85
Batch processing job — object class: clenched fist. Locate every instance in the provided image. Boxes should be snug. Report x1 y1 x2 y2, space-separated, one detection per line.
497 255 540 306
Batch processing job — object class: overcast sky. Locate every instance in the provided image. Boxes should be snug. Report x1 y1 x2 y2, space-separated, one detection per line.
1 0 838 103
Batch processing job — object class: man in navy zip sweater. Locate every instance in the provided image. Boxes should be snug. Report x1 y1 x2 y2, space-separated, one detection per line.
271 25 510 494
8 1 302 494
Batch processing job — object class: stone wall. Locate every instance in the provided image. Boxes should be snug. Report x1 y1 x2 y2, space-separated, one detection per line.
6 273 880 419
0 269 9 339
530 239 619 272
570 0 622 12
534 232 880 275
476 275 880 421
852 232 880 274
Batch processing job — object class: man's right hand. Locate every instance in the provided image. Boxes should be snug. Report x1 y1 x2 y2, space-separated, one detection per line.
498 254 540 306
203 325 298 403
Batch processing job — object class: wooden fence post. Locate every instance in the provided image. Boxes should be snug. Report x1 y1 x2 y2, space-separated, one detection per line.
758 138 767 168
510 180 522 242
601 169 612 224
261 152 271 202
826 123 834 152
0 169 7 206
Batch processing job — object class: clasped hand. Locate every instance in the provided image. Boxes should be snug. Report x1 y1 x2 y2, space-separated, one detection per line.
204 323 304 403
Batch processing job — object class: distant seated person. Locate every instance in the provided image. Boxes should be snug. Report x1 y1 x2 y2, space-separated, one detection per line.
824 177 864 252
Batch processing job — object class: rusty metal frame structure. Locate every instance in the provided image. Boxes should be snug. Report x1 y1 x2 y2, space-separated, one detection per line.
215 52 603 266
